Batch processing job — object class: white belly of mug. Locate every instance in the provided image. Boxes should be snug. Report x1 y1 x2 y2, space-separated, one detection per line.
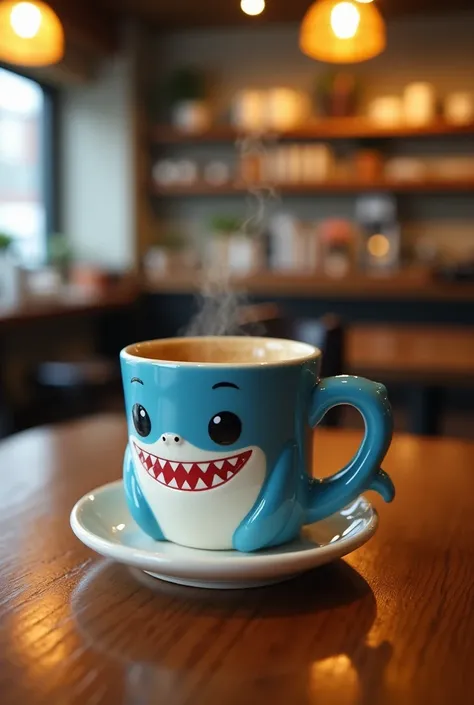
131 439 266 550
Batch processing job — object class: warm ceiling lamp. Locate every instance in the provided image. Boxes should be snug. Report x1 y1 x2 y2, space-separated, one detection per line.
240 0 265 16
0 1 64 67
300 0 386 64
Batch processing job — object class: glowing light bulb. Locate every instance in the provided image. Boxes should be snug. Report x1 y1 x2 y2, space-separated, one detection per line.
330 1 360 40
367 234 390 258
300 0 385 63
0 0 64 66
240 0 265 16
10 1 42 38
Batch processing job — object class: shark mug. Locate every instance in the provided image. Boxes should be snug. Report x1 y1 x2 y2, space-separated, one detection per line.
121 336 394 552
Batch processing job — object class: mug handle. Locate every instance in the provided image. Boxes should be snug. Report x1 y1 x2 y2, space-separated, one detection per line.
305 375 395 523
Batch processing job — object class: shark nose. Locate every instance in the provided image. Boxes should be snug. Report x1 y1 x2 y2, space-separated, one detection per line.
161 433 183 445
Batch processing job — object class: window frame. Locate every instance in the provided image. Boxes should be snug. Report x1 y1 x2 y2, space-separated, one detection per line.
0 63 59 260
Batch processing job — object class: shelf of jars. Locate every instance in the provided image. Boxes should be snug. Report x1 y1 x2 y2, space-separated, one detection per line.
152 134 474 196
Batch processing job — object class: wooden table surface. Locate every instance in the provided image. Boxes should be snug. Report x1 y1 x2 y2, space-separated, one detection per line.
348 323 474 382
1 415 473 705
0 284 138 330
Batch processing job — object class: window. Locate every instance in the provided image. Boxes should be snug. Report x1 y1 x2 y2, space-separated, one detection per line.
0 67 54 266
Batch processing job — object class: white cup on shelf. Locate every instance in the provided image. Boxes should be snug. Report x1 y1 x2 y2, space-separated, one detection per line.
444 92 474 125
403 82 436 127
367 96 403 127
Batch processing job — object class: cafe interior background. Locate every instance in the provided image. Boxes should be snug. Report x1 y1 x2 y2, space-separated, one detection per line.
0 0 473 440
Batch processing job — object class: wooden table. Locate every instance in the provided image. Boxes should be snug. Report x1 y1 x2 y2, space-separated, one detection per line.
1 415 473 705
0 283 138 330
348 324 474 435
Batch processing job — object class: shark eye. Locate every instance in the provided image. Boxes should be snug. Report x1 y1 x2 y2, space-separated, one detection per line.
208 411 242 446
132 403 151 437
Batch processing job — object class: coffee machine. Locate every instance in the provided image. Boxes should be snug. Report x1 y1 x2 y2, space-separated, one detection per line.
355 195 400 273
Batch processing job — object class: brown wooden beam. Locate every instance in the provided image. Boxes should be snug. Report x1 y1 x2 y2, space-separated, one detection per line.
48 0 119 55
97 0 474 30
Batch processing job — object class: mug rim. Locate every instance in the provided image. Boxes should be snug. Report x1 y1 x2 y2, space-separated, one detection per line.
120 336 321 368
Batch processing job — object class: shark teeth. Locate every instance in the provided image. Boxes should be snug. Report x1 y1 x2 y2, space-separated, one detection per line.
133 443 253 493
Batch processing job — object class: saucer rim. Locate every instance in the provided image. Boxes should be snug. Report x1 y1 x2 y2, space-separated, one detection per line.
70 480 378 581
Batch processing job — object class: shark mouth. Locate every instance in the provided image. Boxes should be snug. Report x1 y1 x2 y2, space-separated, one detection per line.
133 443 253 492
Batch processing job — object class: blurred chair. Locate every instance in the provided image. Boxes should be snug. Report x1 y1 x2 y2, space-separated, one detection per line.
0 401 13 439
239 304 345 426
236 302 286 344
292 314 344 381
31 358 121 423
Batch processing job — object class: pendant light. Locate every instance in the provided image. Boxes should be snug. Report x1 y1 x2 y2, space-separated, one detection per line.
0 1 64 67
300 0 386 64
241 0 265 15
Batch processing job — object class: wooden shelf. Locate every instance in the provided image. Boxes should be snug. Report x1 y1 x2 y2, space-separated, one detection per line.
152 118 474 145
152 179 474 197
145 269 474 301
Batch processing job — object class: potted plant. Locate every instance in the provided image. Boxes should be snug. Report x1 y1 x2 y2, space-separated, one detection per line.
0 232 26 305
210 215 242 237
0 233 13 252
315 71 360 118
144 231 198 279
47 232 72 282
163 67 211 134
208 216 263 275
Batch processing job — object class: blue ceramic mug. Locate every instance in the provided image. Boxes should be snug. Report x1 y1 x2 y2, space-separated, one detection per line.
120 336 394 552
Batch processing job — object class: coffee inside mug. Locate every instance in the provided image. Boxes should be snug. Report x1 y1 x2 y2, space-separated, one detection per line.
123 336 319 365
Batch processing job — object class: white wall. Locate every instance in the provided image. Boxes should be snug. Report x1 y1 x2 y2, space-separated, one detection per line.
60 52 135 271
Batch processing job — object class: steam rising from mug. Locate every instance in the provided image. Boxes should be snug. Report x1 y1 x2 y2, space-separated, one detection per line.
184 134 277 338
184 274 251 337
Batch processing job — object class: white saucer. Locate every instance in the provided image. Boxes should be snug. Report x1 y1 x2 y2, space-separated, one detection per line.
70 480 378 589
